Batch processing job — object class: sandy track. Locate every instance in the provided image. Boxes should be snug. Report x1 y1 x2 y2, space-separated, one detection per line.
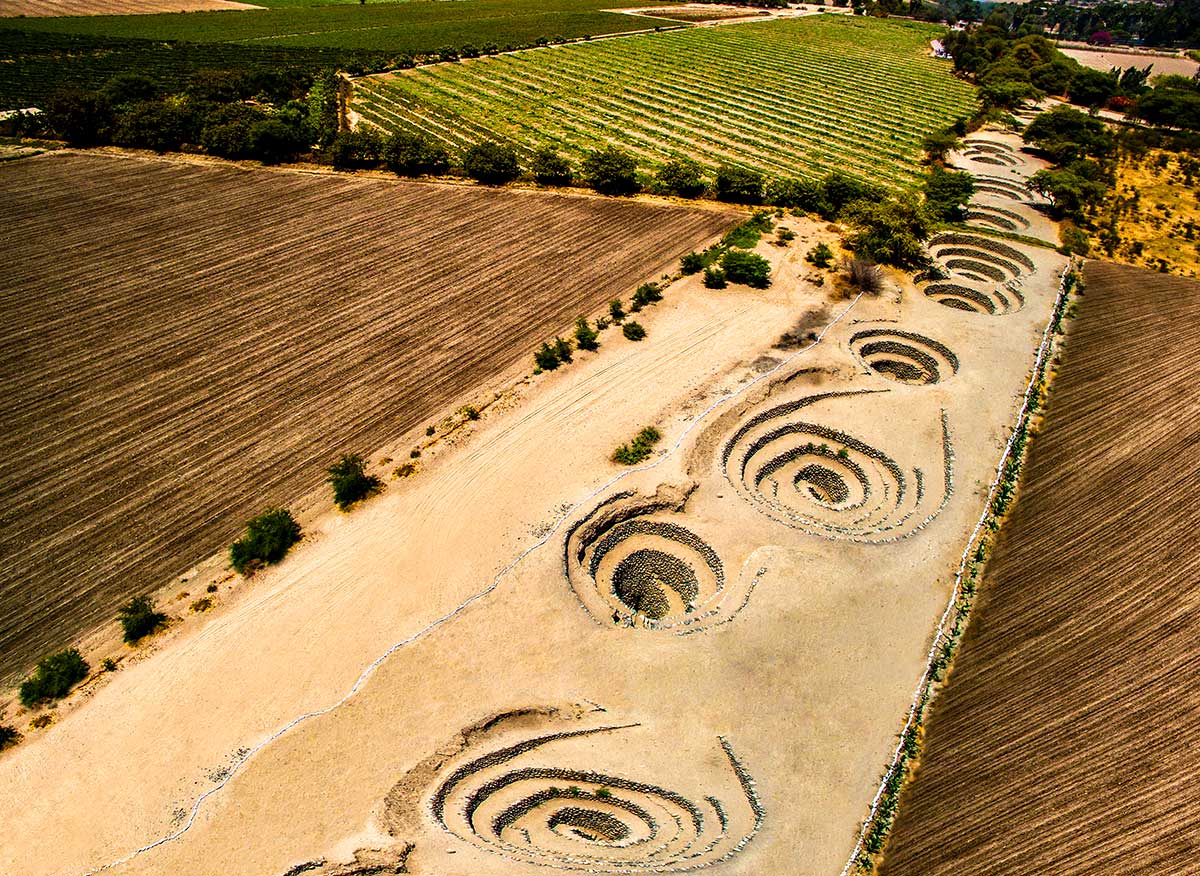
0 152 735 681
879 261 1200 875
0 0 260 16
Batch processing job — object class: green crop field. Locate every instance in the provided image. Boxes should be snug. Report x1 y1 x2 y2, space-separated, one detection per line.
355 16 978 188
2 0 668 50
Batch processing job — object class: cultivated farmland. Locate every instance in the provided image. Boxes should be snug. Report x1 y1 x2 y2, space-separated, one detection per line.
354 16 978 187
0 0 259 16
879 261 1200 876
0 152 735 681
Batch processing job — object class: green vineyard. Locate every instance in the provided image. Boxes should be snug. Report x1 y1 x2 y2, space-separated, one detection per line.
353 16 978 188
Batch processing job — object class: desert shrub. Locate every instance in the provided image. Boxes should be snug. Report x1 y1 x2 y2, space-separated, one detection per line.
384 131 450 176
720 250 771 288
581 146 639 195
230 507 301 574
715 164 765 204
206 583 218 593
631 282 663 309
531 147 573 186
394 461 417 478
774 227 796 245
843 256 884 295
117 595 167 644
534 341 561 370
461 404 480 420
0 725 20 751
654 158 707 198
574 316 599 351
703 266 727 288
463 141 521 184
608 299 626 323
328 454 381 510
1058 221 1091 256
611 426 661 464
101 657 118 672
190 597 213 613
842 198 932 269
807 242 834 267
409 448 421 459
622 321 646 341
680 251 706 274
553 336 574 363
19 649 89 708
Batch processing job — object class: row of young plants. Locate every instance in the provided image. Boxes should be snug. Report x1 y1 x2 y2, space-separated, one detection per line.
850 263 1082 873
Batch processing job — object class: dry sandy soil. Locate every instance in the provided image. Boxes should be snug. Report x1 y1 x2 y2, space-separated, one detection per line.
0 152 736 682
1059 46 1199 78
0 133 1068 876
879 261 1200 875
0 0 260 16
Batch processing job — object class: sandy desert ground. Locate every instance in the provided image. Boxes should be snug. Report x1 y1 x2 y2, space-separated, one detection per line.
0 130 1070 876
880 262 1200 875
1059 46 1199 78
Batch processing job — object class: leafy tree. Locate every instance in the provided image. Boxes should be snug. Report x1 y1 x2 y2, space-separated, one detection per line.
327 454 382 510
1133 77 1200 130
553 336 574 363
574 316 599 351
581 146 639 195
19 649 89 708
703 266 727 288
384 132 451 176
531 147 573 186
534 341 561 370
806 242 834 268
921 129 959 163
821 171 882 219
631 282 663 309
436 46 460 62
1030 59 1078 97
463 140 522 184
715 164 765 204
112 100 190 153
328 127 384 169
608 299 626 322
117 595 167 644
720 250 771 287
654 158 707 198
923 166 975 221
622 321 646 341
46 88 112 146
200 102 266 159
842 199 933 269
1023 106 1115 162
247 118 310 165
100 73 161 108
1067 68 1119 110
1027 165 1110 220
230 508 301 574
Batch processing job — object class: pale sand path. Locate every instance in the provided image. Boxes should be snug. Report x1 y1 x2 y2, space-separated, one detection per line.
0 208 1066 876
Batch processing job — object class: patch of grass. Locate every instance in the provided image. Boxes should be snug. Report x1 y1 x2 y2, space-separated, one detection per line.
230 507 301 574
611 425 661 465
117 595 167 645
722 212 774 249
19 648 89 709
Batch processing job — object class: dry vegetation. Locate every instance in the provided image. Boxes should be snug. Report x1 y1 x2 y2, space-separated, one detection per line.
0 152 734 681
879 260 1200 876
0 0 260 16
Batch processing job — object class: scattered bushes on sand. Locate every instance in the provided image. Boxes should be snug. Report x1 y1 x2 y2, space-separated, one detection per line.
843 256 884 295
553 336 574 364
534 341 562 370
703 266 727 289
102 657 118 672
230 507 301 574
574 316 600 351
328 453 383 510
394 461 418 479
612 426 661 464
807 242 834 268
622 321 646 341
609 299 626 323
117 595 167 644
720 250 771 288
19 648 89 709
190 597 214 613
0 723 22 751
630 282 663 311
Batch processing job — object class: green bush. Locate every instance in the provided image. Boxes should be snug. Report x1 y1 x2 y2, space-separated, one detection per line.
703 266 727 288
463 140 521 184
574 316 599 351
654 157 707 198
328 127 384 170
117 595 167 645
553 336 574 363
622 321 646 341
715 164 765 204
609 299 626 323
807 242 834 267
230 507 301 574
531 147 573 186
680 251 706 274
19 648 89 708
534 341 561 370
327 454 382 510
719 250 771 288
842 198 933 269
722 212 774 248
384 131 451 176
0 724 21 751
611 426 661 464
581 145 640 195
631 282 662 309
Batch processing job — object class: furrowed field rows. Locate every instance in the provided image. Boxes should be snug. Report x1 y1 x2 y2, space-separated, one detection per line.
355 16 976 186
879 262 1200 876
0 153 737 680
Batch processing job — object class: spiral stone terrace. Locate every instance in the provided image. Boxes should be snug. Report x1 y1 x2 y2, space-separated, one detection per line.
923 281 1025 315
429 723 763 872
965 203 1031 232
849 329 959 385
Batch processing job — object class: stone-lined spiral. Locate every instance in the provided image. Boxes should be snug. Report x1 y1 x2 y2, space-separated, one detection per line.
965 203 1030 232
961 147 1019 167
962 139 1015 155
721 391 953 543
971 174 1032 203
429 724 764 872
565 494 735 631
849 329 959 385
923 281 1025 315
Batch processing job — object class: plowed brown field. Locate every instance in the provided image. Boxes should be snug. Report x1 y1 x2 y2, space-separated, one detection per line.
879 261 1200 875
0 0 259 16
0 152 735 681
